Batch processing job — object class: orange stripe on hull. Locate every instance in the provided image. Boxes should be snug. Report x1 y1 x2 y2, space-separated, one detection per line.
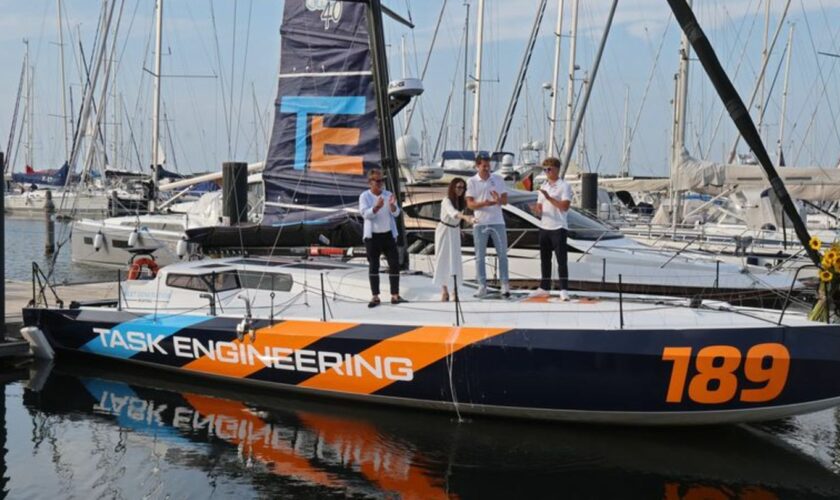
299 326 509 395
183 320 358 378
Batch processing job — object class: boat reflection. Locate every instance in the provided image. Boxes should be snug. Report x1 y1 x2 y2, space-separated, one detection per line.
21 360 840 499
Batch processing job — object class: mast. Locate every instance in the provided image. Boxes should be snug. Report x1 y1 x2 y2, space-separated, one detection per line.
562 0 579 166
24 40 33 170
547 0 565 158
671 0 691 231
367 0 406 255
57 0 70 162
665 0 821 268
461 2 469 150
758 0 771 141
470 0 485 151
726 0 791 163
620 85 630 176
560 0 618 179
493 0 548 153
777 23 794 165
151 0 163 211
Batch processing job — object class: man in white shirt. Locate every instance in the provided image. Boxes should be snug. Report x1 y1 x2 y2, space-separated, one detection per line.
533 157 574 301
466 152 510 298
359 168 406 307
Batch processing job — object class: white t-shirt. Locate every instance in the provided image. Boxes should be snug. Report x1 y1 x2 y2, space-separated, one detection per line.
466 173 507 226
537 179 574 230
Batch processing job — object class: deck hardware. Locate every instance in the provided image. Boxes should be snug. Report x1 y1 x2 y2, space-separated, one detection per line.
200 293 216 316
618 274 624 329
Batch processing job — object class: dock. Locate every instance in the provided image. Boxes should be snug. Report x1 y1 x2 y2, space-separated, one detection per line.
4 280 118 360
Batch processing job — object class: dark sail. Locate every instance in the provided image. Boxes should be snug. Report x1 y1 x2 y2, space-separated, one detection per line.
262 0 379 227
12 162 71 187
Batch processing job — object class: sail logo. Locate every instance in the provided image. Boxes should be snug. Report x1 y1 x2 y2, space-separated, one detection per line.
305 0 343 30
281 96 365 175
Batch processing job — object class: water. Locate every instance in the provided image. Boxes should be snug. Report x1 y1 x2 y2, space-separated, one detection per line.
4 217 112 283
3 216 840 498
0 360 839 499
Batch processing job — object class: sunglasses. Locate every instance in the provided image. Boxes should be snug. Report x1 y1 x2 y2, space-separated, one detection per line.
455 185 466 190
370 178 384 184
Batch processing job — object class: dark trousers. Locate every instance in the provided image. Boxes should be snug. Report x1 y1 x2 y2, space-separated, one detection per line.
539 228 569 291
365 232 400 296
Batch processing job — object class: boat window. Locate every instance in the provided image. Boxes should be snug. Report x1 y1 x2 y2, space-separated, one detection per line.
165 272 240 292
237 271 293 292
83 237 93 245
510 200 623 240
403 201 441 222
112 239 129 248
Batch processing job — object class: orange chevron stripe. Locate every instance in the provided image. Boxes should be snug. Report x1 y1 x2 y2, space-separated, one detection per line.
184 393 345 489
183 320 357 378
299 326 509 395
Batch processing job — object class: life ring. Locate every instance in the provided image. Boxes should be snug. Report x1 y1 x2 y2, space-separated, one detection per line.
127 257 159 280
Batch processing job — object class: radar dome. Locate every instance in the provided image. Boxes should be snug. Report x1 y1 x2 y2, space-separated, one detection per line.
396 135 422 167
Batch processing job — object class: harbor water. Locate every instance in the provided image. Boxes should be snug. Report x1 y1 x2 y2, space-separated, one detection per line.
3 216 840 498
1 360 840 499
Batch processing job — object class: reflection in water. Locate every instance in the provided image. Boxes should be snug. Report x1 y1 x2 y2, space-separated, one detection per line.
2 360 840 499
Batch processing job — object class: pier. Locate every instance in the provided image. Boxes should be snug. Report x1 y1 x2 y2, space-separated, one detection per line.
3 280 118 359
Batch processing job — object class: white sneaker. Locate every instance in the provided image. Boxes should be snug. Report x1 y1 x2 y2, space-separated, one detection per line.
559 290 571 302
474 286 488 298
529 288 550 298
501 283 511 298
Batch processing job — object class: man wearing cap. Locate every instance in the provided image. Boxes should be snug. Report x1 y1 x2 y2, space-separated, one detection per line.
532 157 573 301
466 152 510 298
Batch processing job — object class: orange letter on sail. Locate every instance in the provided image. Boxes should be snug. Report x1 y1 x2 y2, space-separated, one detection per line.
310 116 364 175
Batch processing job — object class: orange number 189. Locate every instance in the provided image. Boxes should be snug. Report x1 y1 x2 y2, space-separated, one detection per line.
662 343 790 404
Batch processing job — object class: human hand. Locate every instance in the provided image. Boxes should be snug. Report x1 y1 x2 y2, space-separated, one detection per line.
374 195 385 210
389 194 397 209
539 189 550 200
490 191 501 205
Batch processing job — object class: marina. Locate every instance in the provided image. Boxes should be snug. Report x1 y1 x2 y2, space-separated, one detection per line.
3 0 840 496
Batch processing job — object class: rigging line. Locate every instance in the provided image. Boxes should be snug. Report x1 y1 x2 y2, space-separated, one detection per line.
49 0 127 282
625 15 672 176
229 0 237 158
208 0 232 161
703 0 763 159
404 0 448 135
792 0 840 166
813 0 840 164
233 0 254 160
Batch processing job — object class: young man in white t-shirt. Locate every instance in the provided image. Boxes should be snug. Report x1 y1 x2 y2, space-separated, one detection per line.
533 157 574 301
465 152 510 298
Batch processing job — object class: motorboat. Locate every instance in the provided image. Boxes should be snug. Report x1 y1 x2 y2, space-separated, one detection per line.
403 188 805 307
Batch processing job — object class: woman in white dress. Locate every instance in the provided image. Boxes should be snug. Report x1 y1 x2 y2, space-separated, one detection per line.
433 177 473 301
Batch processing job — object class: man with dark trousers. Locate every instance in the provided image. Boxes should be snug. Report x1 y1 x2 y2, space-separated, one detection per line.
532 157 574 301
359 168 407 307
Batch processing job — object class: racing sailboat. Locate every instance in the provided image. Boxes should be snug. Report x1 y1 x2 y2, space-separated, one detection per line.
20 0 840 425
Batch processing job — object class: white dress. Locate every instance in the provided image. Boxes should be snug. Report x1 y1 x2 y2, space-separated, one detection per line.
433 198 464 288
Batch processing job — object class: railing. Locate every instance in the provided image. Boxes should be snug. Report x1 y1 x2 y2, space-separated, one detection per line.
30 262 64 309
777 265 818 326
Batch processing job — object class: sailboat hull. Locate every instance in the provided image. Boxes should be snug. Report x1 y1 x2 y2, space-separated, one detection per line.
23 306 840 425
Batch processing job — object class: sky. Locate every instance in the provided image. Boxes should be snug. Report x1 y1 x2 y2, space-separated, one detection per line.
2 0 840 179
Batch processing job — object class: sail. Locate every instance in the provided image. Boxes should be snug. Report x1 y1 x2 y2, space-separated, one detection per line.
11 162 71 187
673 151 840 201
262 0 379 226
